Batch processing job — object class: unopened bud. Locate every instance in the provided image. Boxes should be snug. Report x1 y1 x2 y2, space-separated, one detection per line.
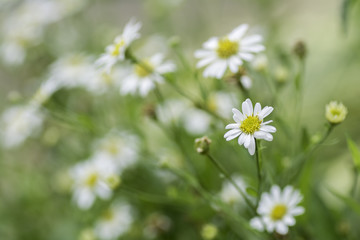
293 40 307 60
195 136 211 154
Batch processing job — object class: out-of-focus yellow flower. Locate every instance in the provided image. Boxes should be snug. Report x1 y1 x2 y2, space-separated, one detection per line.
325 101 348 124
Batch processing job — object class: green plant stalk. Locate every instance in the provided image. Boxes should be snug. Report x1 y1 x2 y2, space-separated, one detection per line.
255 140 262 205
205 153 256 213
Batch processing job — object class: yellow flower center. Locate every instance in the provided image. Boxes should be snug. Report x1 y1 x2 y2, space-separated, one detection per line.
330 108 341 116
85 173 98 188
111 39 125 56
240 115 262 134
134 61 154 77
270 204 287 221
216 38 239 59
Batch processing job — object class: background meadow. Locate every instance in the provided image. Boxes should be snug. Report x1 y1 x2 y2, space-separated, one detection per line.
1 0 360 239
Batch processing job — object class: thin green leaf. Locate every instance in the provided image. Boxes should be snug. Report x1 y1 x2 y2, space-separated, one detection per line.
347 136 360 170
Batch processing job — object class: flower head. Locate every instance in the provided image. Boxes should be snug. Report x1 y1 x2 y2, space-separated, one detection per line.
224 99 276 155
94 203 134 240
120 53 176 97
96 19 142 73
219 175 247 205
195 24 265 79
325 101 348 124
250 185 305 235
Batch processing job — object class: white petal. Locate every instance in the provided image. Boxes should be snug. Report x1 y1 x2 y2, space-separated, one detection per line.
245 99 254 115
283 215 296 226
225 123 240 129
275 222 288 235
241 35 263 45
203 37 219 49
240 75 252 89
150 53 164 66
194 50 214 58
282 186 294 203
196 56 216 68
156 61 176 74
247 136 255 155
290 206 305 216
228 24 249 41
242 44 266 53
139 79 155 96
224 129 241 140
260 125 276 133
288 190 303 207
238 133 246 145
232 108 244 122
242 100 251 116
228 58 240 73
239 52 254 61
249 217 264 231
254 103 261 115
270 185 281 203
244 134 252 148
258 106 274 120
215 60 228 79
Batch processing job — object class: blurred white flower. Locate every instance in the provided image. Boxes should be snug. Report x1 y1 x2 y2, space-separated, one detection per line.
250 185 305 235
32 78 62 105
325 101 348 124
69 156 118 210
224 98 276 155
120 53 176 97
94 131 139 173
182 109 212 135
48 53 97 89
0 0 86 65
251 54 268 72
156 99 188 124
96 19 142 73
195 24 265 79
240 75 252 90
0 104 44 148
208 91 238 118
94 203 134 240
219 175 247 205
85 67 126 95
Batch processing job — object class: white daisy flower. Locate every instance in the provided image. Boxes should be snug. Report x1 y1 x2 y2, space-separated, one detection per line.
224 98 276 155
219 175 247 205
250 185 305 235
96 19 142 73
93 131 139 173
69 156 118 210
0 104 44 148
120 53 176 97
195 24 265 79
94 203 134 240
325 101 348 124
240 75 252 90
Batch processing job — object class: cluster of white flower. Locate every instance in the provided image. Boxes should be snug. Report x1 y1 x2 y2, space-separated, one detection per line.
0 0 88 65
0 103 44 148
69 130 138 210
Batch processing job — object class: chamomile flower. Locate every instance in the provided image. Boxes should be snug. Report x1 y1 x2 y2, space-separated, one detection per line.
250 185 305 235
94 131 139 172
224 98 276 155
120 53 176 97
0 104 44 148
96 19 142 73
69 156 119 210
94 203 134 240
325 101 348 124
195 24 265 79
219 175 247 206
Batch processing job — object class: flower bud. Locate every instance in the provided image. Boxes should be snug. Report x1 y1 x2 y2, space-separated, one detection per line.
201 224 218 240
293 40 307 60
195 136 211 154
325 101 348 124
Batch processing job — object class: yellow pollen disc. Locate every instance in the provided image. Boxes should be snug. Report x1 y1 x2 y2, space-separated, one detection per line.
330 109 341 116
111 39 125 56
270 204 287 221
216 38 239 59
134 61 154 77
85 173 98 188
240 115 262 134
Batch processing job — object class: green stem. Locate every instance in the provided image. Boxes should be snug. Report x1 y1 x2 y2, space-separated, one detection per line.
255 140 262 205
205 153 256 213
351 168 359 198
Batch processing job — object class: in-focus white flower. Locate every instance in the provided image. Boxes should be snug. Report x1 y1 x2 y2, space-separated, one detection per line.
94 203 134 240
224 98 276 155
250 185 305 235
120 53 176 97
195 24 265 79
0 104 44 148
325 101 348 124
93 131 139 173
96 19 142 73
69 156 118 210
219 175 247 205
